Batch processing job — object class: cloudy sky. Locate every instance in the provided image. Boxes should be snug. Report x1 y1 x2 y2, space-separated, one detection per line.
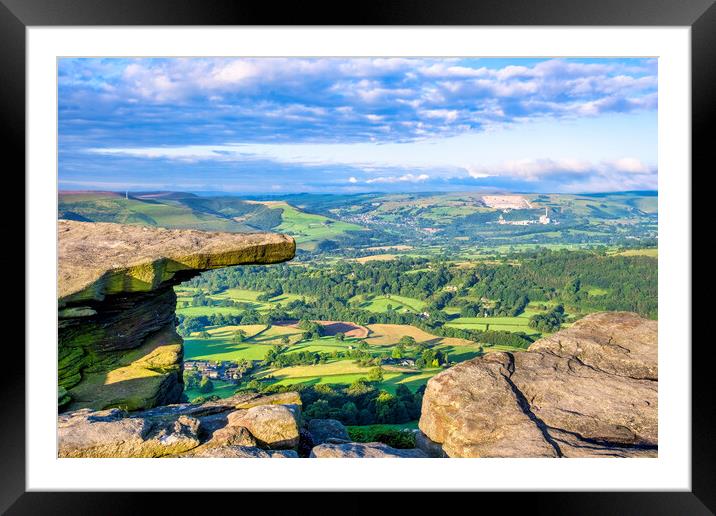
58 57 657 194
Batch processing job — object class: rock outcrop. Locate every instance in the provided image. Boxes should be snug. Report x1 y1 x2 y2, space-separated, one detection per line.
221 404 301 449
307 418 351 445
58 391 303 458
58 220 295 412
309 442 427 458
58 390 434 458
418 312 658 458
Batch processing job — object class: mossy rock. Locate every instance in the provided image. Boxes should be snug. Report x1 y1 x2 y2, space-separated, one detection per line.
65 325 184 412
58 387 72 409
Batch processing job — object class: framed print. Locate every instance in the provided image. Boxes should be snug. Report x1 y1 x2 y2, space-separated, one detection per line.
4 0 713 512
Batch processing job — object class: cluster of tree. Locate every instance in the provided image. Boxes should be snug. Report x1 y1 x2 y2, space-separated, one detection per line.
346 426 416 449
415 347 447 369
242 380 424 426
312 229 401 254
262 344 330 367
437 325 533 349
261 341 383 369
297 319 325 340
178 290 256 310
529 304 566 333
182 257 453 307
183 370 214 393
177 296 533 350
256 285 283 302
176 313 270 336
180 248 656 350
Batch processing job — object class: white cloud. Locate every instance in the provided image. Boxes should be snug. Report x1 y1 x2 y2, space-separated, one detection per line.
348 176 358 183
366 173 429 184
464 156 656 192
476 158 592 180
607 157 651 173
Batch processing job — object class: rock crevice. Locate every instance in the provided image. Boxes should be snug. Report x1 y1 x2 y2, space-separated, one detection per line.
499 367 564 457
418 312 658 458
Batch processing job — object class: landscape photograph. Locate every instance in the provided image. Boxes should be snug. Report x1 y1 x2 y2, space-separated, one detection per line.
57 56 658 459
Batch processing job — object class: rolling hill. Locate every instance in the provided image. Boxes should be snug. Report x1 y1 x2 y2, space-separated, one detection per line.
58 191 368 250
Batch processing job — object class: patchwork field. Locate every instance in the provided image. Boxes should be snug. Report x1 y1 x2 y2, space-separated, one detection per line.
365 323 473 346
258 360 439 394
184 325 367 361
181 316 490 400
274 320 369 339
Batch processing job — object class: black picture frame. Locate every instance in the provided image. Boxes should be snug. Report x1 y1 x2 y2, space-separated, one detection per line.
3 0 711 513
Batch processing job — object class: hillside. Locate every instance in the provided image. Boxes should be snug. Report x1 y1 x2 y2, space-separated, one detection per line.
318 190 658 248
58 191 256 232
59 190 658 254
246 200 365 251
58 191 367 250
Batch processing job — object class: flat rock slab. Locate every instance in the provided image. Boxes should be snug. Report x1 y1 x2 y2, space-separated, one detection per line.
58 220 295 303
419 312 658 458
58 408 201 458
58 393 303 458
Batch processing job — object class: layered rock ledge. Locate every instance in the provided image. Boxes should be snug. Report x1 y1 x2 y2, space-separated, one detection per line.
58 391 426 458
417 312 658 458
58 220 295 412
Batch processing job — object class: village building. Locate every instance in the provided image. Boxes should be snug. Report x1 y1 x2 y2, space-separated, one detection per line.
381 357 417 368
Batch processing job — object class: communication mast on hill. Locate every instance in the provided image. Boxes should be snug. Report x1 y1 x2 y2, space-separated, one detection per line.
125 190 129 200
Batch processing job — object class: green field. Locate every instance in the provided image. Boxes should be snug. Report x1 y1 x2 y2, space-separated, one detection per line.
261 201 364 250
184 380 238 402
177 305 243 317
260 359 438 394
445 311 540 335
176 286 309 315
433 343 484 362
184 336 272 362
184 328 363 363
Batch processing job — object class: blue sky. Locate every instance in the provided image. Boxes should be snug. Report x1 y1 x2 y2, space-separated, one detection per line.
58 57 657 194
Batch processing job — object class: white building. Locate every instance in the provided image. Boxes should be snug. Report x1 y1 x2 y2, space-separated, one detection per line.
539 207 551 224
